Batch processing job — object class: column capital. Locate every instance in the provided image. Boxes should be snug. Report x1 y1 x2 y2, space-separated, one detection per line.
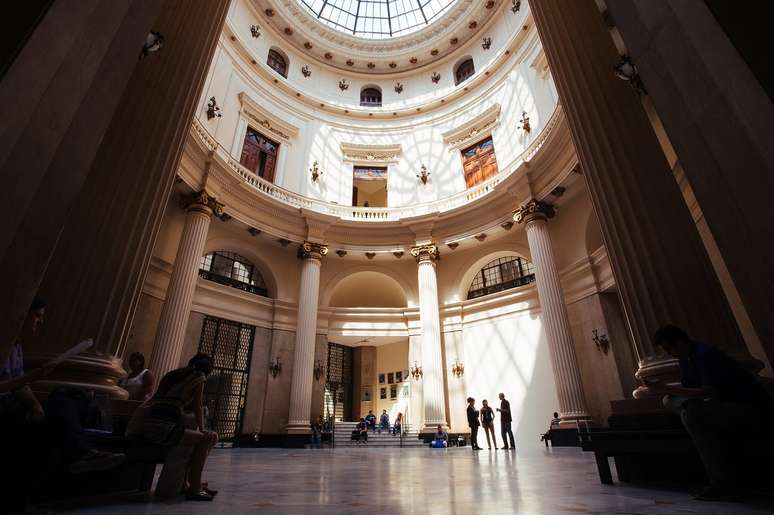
298 241 329 261
410 244 440 263
513 199 555 224
180 189 224 217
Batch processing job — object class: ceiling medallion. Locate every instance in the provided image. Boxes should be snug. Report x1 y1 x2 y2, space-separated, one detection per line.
284 27 293 36
324 52 333 59
475 234 488 242
365 252 376 259
469 21 478 29
430 48 439 56
265 8 275 16
394 82 403 94
346 59 355 66
304 41 313 49
450 37 459 45
367 62 375 69
409 57 418 64
336 250 347 257
447 242 459 250
339 79 349 91
431 72 441 84
301 65 311 77
389 62 397 68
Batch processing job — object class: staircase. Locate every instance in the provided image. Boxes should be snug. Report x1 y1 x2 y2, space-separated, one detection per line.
333 422 426 448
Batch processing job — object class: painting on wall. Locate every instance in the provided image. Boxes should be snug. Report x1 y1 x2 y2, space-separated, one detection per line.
396 371 402 382
380 387 387 400
387 372 394 384
390 385 397 399
378 373 385 384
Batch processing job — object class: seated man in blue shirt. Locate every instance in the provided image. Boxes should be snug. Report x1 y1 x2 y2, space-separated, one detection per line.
649 325 772 501
378 410 389 433
365 410 376 432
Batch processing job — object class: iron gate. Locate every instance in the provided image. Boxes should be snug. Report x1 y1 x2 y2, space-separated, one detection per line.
197 315 255 442
323 342 352 422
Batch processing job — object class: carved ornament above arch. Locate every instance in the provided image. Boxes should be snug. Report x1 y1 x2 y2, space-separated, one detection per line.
442 103 501 151
340 142 403 165
238 91 300 143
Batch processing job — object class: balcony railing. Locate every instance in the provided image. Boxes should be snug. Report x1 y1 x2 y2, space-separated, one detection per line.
467 274 536 300
198 269 268 297
190 106 562 223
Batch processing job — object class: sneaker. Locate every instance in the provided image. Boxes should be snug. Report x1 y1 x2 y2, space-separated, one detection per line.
69 449 126 474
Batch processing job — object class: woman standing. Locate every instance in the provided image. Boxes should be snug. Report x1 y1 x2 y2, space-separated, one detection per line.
480 399 497 450
121 352 155 401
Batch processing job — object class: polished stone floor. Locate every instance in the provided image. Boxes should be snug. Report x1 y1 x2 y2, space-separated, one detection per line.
60 446 773 515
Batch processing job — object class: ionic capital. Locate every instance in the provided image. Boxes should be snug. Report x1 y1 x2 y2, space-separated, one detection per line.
513 199 555 224
298 241 329 261
180 189 224 217
410 244 440 263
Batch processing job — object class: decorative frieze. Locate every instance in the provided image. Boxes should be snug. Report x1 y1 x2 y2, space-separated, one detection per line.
442 103 501 151
341 142 402 164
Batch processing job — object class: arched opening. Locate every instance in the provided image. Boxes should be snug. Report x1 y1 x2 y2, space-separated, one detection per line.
267 48 288 78
454 57 475 85
328 271 406 307
199 250 269 297
467 255 535 299
360 86 382 107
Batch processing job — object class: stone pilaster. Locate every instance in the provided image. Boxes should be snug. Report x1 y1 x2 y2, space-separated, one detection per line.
515 200 590 422
287 242 328 434
530 0 749 394
149 191 221 378
410 244 448 430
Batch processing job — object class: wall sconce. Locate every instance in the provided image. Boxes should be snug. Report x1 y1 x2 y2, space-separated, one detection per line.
518 111 531 133
301 65 312 78
431 72 441 84
338 79 349 91
394 82 404 94
482 37 492 50
314 360 325 381
410 361 423 380
613 55 646 95
140 31 164 59
310 161 322 182
592 330 610 355
206 97 222 120
269 357 282 378
511 0 521 14
451 359 465 378
250 24 261 38
417 164 430 185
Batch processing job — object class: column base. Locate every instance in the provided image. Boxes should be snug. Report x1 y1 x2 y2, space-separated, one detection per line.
25 353 129 399
633 356 680 399
286 422 312 435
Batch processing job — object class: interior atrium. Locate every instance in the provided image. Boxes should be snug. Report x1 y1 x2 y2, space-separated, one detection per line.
2 0 773 513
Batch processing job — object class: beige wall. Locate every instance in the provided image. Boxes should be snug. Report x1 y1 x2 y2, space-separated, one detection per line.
374 340 409 420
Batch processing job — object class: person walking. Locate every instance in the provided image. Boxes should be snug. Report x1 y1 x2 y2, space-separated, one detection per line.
479 399 497 450
497 392 516 450
466 397 481 450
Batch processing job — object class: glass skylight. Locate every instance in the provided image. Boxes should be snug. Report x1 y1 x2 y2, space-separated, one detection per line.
297 0 458 39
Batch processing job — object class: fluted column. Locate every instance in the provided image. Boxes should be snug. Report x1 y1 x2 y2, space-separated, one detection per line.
515 201 589 422
530 0 749 393
150 191 221 378
287 242 327 434
410 244 447 430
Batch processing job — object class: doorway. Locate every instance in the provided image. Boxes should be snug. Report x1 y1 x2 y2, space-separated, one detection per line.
352 166 387 207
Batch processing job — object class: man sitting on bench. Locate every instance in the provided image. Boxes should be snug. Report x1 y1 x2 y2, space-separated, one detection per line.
650 325 772 501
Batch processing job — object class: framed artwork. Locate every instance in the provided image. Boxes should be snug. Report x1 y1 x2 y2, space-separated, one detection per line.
362 386 372 401
396 371 403 382
387 372 394 384
379 373 385 384
380 387 387 400
390 385 397 399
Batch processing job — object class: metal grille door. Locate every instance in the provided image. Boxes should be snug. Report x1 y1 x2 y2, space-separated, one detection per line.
324 343 352 422
197 316 255 442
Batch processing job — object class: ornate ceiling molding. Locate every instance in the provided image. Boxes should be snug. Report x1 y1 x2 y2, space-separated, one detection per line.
442 103 501 150
340 142 403 164
238 91 300 143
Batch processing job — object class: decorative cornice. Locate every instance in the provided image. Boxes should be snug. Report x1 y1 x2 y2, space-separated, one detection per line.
410 244 440 263
442 103 501 150
513 199 555 224
180 190 224 217
298 241 329 260
340 142 403 164
238 91 300 143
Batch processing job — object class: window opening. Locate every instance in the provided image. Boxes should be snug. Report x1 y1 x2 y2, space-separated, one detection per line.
352 166 388 207
239 128 279 183
267 49 288 78
460 136 498 188
360 87 382 107
455 58 475 85
467 256 536 299
200 251 269 297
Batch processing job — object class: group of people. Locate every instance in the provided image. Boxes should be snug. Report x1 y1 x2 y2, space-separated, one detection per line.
0 297 222 511
466 393 517 451
352 410 403 443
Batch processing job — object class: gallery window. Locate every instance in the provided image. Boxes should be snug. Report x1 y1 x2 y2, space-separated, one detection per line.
454 58 475 85
460 136 498 188
352 166 388 207
267 48 288 78
239 127 279 183
199 251 269 297
360 86 382 107
467 256 536 300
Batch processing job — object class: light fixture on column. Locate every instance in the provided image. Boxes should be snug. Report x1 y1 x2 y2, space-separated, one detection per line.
313 359 325 381
451 359 464 378
518 111 531 134
269 357 282 378
613 55 646 95
410 361 423 380
416 164 430 185
309 161 322 182
250 24 261 38
140 31 164 59
206 97 222 120
511 0 521 14
592 330 610 355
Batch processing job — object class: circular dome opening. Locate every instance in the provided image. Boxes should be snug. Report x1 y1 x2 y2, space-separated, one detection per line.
296 0 459 39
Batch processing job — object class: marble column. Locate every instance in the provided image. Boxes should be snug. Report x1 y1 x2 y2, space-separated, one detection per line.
287 242 327 434
515 201 590 422
529 0 749 393
150 191 221 379
410 244 448 430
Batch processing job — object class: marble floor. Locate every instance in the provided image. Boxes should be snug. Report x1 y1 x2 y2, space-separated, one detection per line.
59 446 773 515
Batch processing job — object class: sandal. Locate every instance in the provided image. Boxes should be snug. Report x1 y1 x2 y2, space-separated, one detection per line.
186 490 214 501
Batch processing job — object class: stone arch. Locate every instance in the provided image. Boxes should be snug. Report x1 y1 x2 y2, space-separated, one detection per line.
202 236 280 299
321 265 417 308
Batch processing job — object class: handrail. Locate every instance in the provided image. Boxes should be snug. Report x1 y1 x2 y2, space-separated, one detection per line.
189 106 562 222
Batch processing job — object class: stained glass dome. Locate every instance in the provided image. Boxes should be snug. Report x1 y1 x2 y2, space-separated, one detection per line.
297 0 458 39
